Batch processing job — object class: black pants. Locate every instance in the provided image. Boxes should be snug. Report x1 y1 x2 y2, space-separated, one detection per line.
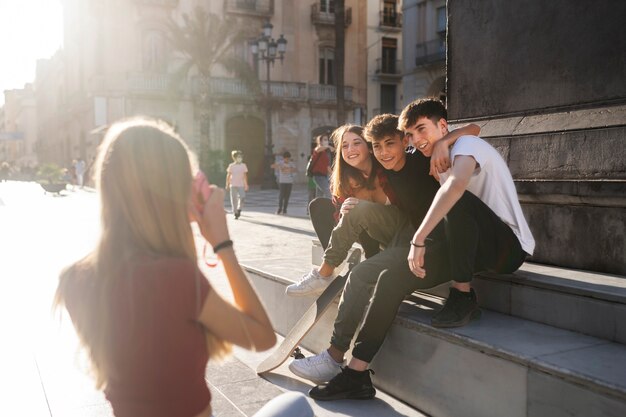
350 191 527 362
308 198 381 258
278 183 293 212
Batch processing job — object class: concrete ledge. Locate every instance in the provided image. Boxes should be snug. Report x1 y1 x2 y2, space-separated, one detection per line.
243 264 626 417
308 239 626 342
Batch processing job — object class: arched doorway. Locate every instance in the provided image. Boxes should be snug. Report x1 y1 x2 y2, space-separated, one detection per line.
225 115 265 184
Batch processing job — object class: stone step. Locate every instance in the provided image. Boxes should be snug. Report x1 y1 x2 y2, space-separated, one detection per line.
242 262 626 417
312 240 626 344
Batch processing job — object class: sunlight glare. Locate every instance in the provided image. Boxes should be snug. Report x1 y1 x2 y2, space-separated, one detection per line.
0 0 63 103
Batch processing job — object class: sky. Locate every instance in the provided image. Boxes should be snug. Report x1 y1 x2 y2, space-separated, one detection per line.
0 0 63 106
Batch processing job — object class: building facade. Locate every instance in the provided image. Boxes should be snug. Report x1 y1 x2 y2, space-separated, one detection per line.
367 0 403 118
401 0 446 106
35 0 369 184
1 85 37 166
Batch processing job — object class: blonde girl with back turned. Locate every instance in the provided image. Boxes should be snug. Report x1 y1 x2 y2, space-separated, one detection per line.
54 117 312 417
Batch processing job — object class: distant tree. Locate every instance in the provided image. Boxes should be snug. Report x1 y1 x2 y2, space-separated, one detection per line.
334 0 346 125
167 6 260 172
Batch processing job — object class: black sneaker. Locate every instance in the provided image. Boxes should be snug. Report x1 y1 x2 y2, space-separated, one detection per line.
309 367 376 401
431 287 481 328
235 209 241 219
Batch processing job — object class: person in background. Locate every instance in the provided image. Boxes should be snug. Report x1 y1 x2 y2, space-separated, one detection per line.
225 150 249 220
309 134 334 198
53 117 313 417
271 151 296 215
75 158 86 188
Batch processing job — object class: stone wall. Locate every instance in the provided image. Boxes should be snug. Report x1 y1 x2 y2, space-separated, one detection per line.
447 0 626 275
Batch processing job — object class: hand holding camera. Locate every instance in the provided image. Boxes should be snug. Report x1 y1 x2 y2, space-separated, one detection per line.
190 171 231 249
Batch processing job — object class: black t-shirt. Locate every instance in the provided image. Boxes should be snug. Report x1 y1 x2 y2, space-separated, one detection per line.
386 150 441 229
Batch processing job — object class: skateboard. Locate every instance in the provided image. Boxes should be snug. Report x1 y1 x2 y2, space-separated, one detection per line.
256 248 362 375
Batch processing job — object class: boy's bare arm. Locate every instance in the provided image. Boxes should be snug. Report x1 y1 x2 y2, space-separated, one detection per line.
430 123 481 179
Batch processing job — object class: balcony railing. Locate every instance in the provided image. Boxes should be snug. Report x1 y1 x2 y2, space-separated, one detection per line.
376 58 403 76
415 39 446 66
127 73 174 92
225 0 273 17
379 11 402 29
133 0 178 7
311 4 352 27
194 77 353 102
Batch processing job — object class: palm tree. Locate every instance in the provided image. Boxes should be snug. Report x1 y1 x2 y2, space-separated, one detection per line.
334 0 346 125
167 6 260 174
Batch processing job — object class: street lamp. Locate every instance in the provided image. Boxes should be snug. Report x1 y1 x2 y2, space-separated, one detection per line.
250 21 287 189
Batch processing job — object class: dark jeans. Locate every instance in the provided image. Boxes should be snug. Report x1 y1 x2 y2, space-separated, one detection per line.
344 191 527 362
308 198 382 259
278 183 293 212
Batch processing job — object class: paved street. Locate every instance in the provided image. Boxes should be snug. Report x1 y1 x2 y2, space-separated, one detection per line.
0 181 311 416
0 181 422 416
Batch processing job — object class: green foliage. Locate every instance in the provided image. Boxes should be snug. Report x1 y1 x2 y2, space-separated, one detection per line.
37 163 65 184
167 6 262 185
201 149 231 187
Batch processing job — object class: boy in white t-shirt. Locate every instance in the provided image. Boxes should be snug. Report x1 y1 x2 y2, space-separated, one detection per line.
271 151 296 215
403 98 535 326
225 150 249 219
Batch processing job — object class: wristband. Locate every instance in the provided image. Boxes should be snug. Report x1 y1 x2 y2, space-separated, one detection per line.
213 239 233 253
410 241 426 248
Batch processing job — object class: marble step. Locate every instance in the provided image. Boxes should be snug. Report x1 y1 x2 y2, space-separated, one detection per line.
312 240 626 344
243 262 626 417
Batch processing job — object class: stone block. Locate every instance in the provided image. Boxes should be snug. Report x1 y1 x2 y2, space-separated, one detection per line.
448 0 626 119
522 203 626 275
510 285 616 341
372 326 527 417
507 127 626 180
615 305 626 345
528 369 626 417
471 275 512 315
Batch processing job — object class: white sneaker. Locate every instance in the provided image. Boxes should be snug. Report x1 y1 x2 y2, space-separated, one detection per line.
285 268 335 297
288 350 343 384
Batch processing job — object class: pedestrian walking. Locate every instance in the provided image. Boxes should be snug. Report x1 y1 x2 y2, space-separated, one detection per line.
271 151 296 215
225 150 249 219
74 158 86 188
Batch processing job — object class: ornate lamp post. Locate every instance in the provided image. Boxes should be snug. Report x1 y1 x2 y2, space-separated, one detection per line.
250 21 287 189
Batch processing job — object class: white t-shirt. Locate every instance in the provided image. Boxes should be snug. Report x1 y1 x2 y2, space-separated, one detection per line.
227 163 248 187
277 161 296 184
439 136 535 255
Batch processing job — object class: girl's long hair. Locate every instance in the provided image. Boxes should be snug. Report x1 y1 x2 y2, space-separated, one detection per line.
54 117 230 390
329 125 380 199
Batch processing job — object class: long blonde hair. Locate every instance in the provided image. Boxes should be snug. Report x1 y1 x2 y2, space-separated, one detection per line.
54 117 229 389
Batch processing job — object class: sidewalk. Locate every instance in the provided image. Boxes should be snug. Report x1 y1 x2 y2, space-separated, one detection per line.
0 181 424 416
226 183 312 219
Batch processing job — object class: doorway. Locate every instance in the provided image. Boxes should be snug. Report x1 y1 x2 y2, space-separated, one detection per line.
225 115 265 184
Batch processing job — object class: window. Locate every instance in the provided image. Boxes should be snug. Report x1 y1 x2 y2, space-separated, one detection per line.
142 30 167 72
383 0 397 25
436 6 446 34
319 48 334 85
381 37 397 73
380 84 396 114
320 0 335 13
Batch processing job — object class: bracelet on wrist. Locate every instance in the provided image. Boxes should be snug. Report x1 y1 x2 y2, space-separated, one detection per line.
410 240 426 248
213 239 233 253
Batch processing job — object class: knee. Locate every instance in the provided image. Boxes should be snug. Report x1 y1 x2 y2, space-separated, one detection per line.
343 200 375 221
346 263 377 290
309 197 333 214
